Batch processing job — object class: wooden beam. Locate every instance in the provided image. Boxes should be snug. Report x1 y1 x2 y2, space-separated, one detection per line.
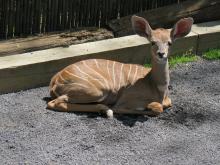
0 28 113 57
108 0 220 37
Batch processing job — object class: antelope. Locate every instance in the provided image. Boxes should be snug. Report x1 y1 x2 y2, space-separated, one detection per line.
47 15 193 118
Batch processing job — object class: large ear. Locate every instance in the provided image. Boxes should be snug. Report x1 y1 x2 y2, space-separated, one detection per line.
131 15 152 38
171 17 194 40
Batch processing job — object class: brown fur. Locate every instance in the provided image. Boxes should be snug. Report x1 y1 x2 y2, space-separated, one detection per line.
47 15 193 118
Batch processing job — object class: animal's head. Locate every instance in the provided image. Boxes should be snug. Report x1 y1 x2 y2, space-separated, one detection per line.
131 15 193 63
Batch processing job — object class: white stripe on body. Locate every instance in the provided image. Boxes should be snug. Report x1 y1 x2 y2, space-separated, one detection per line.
131 65 138 84
82 60 109 90
94 59 110 89
106 60 113 89
51 85 60 97
59 74 90 88
112 61 116 90
64 70 99 92
141 66 144 76
106 60 111 78
128 64 132 82
73 64 106 89
50 73 61 97
118 63 124 90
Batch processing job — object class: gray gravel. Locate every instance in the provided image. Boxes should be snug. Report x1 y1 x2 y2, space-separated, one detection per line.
0 59 220 165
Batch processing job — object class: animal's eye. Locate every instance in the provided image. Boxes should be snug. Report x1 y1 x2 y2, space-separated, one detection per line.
151 41 156 46
168 41 172 46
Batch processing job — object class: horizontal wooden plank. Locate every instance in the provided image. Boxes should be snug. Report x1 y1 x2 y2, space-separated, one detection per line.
0 35 150 93
192 21 220 54
170 32 198 55
0 28 113 57
108 0 220 37
0 35 150 70
0 20 220 94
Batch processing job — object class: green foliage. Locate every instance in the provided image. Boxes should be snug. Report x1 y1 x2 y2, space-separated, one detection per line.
202 49 220 60
144 63 152 68
169 55 198 67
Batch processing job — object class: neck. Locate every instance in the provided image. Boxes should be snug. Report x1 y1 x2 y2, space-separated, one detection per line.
150 53 170 87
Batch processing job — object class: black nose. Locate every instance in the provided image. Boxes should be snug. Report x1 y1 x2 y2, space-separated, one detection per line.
158 52 165 58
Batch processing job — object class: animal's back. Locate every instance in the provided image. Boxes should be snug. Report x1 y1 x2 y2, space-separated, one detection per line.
49 59 150 104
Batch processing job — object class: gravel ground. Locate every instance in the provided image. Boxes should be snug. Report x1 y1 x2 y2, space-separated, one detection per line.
0 59 220 165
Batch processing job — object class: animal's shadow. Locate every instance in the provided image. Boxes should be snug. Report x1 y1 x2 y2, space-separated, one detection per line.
43 97 149 127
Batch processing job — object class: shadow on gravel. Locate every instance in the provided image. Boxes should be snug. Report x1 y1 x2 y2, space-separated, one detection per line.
43 96 149 127
43 93 219 129
159 103 220 130
115 115 149 127
43 96 52 102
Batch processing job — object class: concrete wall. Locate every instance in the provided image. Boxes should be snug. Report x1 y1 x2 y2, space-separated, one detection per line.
0 21 219 94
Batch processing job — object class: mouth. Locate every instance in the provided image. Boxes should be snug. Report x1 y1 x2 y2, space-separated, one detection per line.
157 56 168 61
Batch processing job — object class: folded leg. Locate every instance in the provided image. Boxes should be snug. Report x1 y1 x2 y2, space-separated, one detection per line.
162 96 172 108
47 95 113 118
146 102 163 116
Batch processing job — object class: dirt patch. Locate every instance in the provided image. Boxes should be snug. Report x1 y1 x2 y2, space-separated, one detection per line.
0 59 219 164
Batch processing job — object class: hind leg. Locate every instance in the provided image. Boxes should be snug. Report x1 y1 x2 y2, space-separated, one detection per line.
47 95 113 118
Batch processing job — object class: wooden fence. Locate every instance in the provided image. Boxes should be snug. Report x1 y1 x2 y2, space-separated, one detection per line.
0 0 185 40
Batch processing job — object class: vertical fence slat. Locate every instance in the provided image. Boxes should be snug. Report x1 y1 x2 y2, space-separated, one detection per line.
0 0 183 40
5 0 10 39
64 0 68 29
68 0 73 29
20 0 25 35
22 0 26 35
102 0 106 26
0 0 3 38
85 0 90 26
71 0 76 28
56 0 61 30
1 0 6 39
26 0 32 34
78 0 84 27
80 0 85 26
75 0 80 28
14 0 19 36
105 0 110 25
7 0 13 38
45 0 50 32
89 0 95 26
32 0 39 34
41 0 47 33
51 0 57 31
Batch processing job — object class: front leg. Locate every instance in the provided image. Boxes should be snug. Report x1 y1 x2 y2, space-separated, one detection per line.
162 96 172 108
146 102 163 116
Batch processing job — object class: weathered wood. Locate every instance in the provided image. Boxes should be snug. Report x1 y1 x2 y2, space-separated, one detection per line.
1 20 219 94
0 28 113 57
0 35 150 94
192 21 220 54
1 0 184 40
108 0 220 37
